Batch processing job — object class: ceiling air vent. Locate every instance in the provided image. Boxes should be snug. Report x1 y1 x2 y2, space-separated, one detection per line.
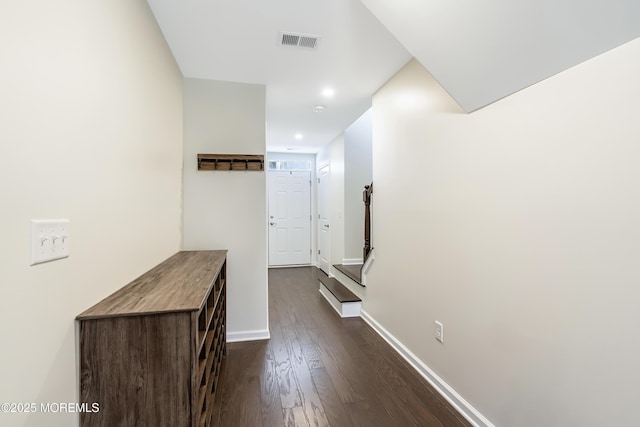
279 32 320 49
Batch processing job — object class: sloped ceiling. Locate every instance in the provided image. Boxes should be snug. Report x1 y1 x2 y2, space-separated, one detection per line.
361 0 640 112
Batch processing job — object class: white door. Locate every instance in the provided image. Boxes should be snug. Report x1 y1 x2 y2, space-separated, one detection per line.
317 164 331 274
268 171 311 266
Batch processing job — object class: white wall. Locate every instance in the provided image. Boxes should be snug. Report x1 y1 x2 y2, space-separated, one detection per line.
344 109 373 262
0 1 183 426
317 135 345 274
367 39 640 427
183 78 268 341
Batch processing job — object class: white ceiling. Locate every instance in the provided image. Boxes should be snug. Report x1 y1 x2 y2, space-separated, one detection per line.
146 0 411 153
147 0 640 152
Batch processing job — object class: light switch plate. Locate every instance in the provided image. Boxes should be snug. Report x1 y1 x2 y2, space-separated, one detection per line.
30 219 70 265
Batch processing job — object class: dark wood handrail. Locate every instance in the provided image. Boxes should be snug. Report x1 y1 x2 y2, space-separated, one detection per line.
363 182 373 263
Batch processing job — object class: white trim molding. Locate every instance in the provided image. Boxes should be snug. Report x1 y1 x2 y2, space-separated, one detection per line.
360 310 495 427
342 258 364 265
268 264 313 269
360 248 375 286
226 329 271 343
332 268 366 300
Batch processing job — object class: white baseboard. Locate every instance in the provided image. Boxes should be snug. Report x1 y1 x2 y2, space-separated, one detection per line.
319 284 361 318
360 310 494 427
268 264 312 269
342 258 363 265
226 329 271 343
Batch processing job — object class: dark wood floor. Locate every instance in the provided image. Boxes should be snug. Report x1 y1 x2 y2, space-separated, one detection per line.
212 267 471 427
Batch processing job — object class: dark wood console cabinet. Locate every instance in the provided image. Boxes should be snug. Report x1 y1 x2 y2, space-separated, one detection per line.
76 250 227 427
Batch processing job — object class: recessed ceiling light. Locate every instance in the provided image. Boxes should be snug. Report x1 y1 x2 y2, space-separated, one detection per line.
313 105 325 113
294 133 304 140
322 88 335 97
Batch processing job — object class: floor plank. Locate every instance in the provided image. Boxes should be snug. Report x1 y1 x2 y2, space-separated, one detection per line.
214 343 264 427
261 342 284 427
213 267 471 427
309 368 355 427
343 399 397 427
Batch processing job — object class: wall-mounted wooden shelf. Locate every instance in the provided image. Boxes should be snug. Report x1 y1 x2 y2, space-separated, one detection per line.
197 154 264 171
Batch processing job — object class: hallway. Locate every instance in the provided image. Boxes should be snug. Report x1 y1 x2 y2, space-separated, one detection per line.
212 267 471 427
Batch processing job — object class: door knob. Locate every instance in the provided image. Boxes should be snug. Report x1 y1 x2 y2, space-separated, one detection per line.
270 222 277 226
324 224 330 228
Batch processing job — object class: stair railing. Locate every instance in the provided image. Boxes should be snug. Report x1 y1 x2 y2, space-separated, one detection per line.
363 182 373 263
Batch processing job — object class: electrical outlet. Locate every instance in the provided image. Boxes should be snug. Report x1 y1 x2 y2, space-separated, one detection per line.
435 320 444 343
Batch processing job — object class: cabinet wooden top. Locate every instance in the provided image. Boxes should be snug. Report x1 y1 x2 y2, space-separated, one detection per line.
77 250 227 320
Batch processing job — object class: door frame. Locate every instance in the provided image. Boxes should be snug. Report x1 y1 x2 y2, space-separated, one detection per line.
267 170 312 267
317 162 331 274
265 154 317 268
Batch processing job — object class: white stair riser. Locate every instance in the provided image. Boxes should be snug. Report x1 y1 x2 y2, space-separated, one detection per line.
319 284 362 318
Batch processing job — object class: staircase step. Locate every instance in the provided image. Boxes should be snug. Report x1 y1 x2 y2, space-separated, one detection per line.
318 275 362 318
319 276 361 303
333 264 363 285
